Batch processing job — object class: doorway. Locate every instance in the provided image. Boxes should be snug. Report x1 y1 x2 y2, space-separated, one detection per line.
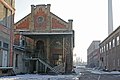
36 40 46 73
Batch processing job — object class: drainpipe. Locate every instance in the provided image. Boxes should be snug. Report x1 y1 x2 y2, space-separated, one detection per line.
10 12 14 67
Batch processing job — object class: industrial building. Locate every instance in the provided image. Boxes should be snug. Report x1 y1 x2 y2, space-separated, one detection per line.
99 0 120 71
13 4 74 74
87 41 100 68
99 26 120 71
0 0 15 75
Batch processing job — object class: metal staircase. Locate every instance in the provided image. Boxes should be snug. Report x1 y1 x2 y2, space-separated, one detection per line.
24 57 64 74
23 45 65 74
37 58 60 74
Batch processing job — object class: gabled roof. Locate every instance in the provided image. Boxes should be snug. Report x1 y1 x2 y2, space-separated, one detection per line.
15 7 68 25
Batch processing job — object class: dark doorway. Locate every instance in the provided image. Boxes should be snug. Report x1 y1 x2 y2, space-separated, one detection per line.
36 40 44 50
36 40 46 73
36 40 46 59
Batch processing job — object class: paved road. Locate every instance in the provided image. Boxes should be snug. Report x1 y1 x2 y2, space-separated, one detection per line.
1 67 120 80
78 71 120 80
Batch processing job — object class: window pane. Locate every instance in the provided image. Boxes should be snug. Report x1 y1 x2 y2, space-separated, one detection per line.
117 36 119 45
3 42 8 49
15 54 18 67
106 44 108 51
113 39 115 47
109 42 111 49
0 41 1 47
104 46 105 52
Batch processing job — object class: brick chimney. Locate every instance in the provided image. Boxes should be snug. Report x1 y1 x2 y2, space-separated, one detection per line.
68 19 73 30
47 4 51 13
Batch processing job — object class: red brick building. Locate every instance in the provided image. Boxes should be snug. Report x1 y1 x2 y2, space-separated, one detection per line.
0 0 15 75
14 4 74 74
87 41 100 68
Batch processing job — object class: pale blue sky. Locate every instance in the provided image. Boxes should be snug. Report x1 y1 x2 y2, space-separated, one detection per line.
15 0 120 62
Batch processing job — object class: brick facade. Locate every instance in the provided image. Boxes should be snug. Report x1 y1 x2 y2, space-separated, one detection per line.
0 0 15 75
87 41 100 68
14 4 74 74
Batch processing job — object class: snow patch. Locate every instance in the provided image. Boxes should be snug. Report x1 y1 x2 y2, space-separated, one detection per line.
90 70 120 75
0 74 77 80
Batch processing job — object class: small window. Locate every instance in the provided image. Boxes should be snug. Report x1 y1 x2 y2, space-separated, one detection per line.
113 60 115 67
21 40 25 47
117 36 119 46
25 62 29 67
109 41 111 49
4 6 8 27
100 48 102 53
0 41 1 47
113 39 115 47
106 43 108 51
20 36 25 47
102 47 103 53
104 45 105 52
3 42 8 49
118 59 120 66
101 57 104 62
15 54 18 68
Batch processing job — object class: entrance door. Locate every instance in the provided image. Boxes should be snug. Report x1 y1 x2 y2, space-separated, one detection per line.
2 50 8 67
36 40 46 72
36 40 45 58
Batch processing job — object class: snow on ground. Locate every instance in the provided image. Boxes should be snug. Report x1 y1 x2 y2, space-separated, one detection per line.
0 74 79 80
89 69 120 75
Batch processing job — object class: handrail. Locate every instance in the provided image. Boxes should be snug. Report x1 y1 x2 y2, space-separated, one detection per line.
23 57 59 74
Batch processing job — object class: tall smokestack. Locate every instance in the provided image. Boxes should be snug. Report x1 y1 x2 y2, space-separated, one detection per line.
108 0 113 35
